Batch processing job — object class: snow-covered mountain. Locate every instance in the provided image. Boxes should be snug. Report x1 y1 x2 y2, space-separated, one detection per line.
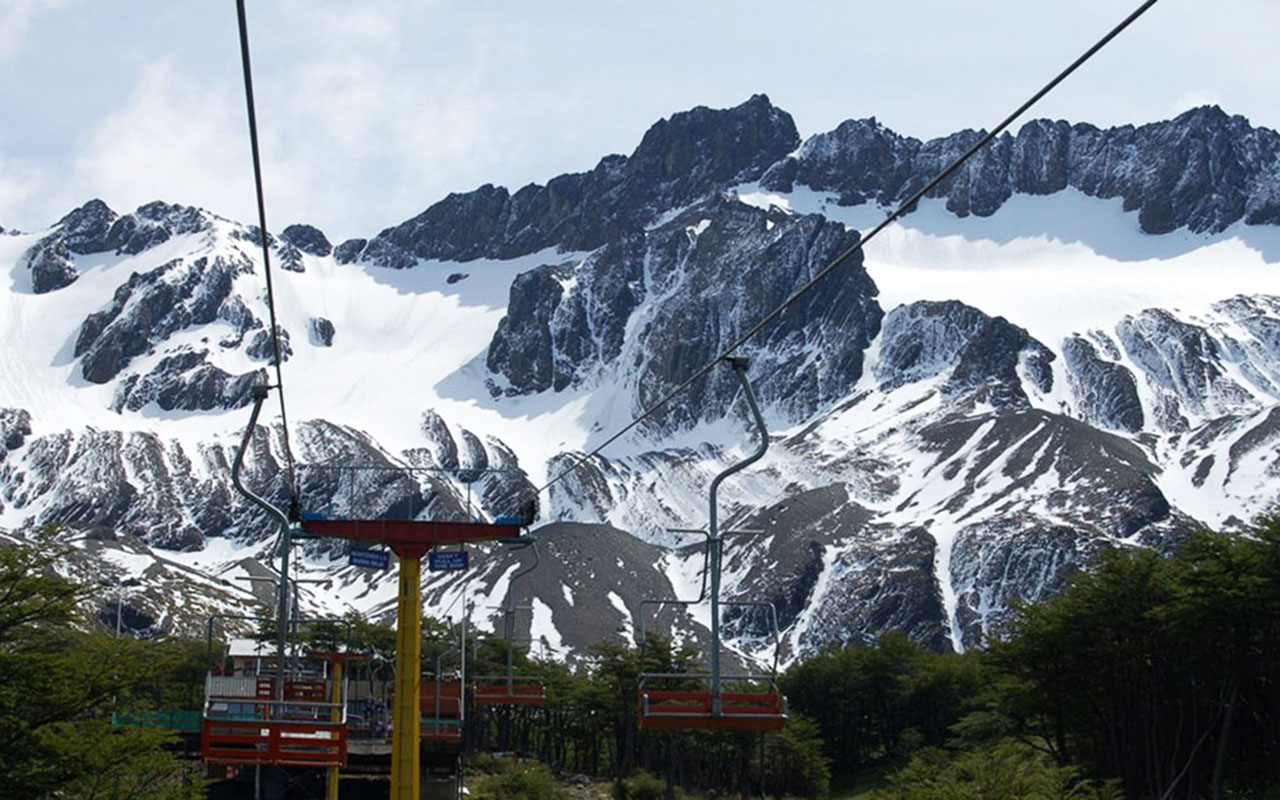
2 95 1278 661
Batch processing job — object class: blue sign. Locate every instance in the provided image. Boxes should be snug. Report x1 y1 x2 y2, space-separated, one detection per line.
429 550 469 571
349 548 390 570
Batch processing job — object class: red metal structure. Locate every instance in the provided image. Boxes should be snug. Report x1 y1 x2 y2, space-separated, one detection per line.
472 676 547 706
637 675 786 732
420 679 464 742
201 674 348 767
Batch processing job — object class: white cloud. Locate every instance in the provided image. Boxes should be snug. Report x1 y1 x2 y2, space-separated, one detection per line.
0 157 46 230
70 59 254 223
0 0 67 61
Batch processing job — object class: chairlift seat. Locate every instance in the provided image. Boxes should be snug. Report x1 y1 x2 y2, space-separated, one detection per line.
201 719 347 766
472 677 547 707
420 680 464 742
637 675 787 732
420 680 463 718
202 672 348 767
419 718 463 743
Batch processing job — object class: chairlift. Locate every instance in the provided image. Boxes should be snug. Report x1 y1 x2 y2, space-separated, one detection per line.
200 616 355 767
472 536 548 707
636 357 788 732
421 644 464 743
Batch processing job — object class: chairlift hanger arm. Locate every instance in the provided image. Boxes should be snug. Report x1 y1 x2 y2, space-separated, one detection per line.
708 359 769 543
230 386 295 703
504 537 540 590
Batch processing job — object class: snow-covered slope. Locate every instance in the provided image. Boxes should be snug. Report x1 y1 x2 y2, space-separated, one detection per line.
1 96 1277 662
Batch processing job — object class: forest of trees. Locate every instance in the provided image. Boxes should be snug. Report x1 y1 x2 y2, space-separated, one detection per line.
4 516 1280 798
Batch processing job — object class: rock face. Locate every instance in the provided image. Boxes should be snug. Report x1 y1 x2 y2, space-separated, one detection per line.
0 409 31 477
309 317 335 347
1117 308 1260 430
350 94 800 267
246 327 293 363
875 301 1054 408
23 237 79 293
74 254 260 384
19 200 221 293
110 352 261 413
332 238 366 264
487 196 882 431
104 201 213 255
1063 335 1144 432
280 224 332 257
726 484 950 653
762 107 1280 234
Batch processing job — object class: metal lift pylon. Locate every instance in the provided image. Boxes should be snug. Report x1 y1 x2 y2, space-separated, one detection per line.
297 497 530 800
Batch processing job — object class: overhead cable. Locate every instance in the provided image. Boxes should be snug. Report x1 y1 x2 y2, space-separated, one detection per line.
235 0 299 495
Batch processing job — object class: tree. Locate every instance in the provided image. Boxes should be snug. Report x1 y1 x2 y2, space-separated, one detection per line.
873 740 1122 800
989 519 1280 799
780 631 984 774
0 534 204 799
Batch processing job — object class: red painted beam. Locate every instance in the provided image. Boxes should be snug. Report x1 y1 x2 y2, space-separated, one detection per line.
298 519 521 558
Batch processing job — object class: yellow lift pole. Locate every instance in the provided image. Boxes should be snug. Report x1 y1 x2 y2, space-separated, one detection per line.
390 554 424 800
328 657 345 800
295 519 526 800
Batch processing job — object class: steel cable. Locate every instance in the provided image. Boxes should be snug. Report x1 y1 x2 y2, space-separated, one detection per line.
235 0 299 496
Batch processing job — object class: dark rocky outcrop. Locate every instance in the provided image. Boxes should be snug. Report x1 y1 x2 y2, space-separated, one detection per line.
19 199 121 293
110 351 259 412
246 326 293 363
104 201 211 255
309 317 335 347
487 195 881 431
730 484 950 654
58 199 119 254
0 409 31 452
74 254 259 384
874 300 1053 408
280 224 332 257
278 244 305 273
763 107 1280 234
419 410 460 472
1063 334 1144 432
24 237 79 293
332 238 366 264
352 95 799 267
1117 308 1256 428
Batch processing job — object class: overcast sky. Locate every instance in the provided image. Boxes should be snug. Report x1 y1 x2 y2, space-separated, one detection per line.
2 0 1277 243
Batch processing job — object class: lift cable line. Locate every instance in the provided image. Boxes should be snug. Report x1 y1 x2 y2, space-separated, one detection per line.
534 0 1161 500
235 0 298 496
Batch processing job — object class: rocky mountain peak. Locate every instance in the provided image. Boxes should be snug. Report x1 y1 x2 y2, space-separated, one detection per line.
348 95 799 269
56 199 119 254
624 93 799 207
761 108 1280 234
279 224 332 257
